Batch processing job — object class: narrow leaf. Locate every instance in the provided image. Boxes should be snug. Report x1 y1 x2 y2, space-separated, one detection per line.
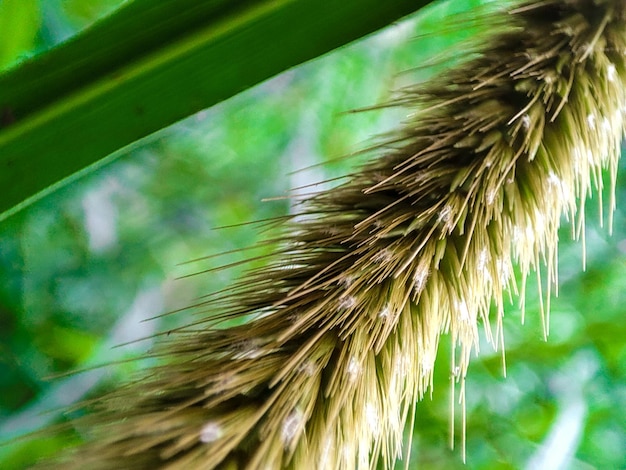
0 0 429 220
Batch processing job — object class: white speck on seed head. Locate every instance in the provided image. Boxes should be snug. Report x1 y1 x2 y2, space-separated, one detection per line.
607 63 617 82
339 274 354 288
496 257 510 284
339 295 357 310
200 421 222 443
378 305 391 319
477 249 489 273
414 264 430 294
298 360 316 377
365 403 380 436
347 357 361 381
587 113 596 130
281 409 304 447
456 300 471 323
372 248 394 264
438 204 452 225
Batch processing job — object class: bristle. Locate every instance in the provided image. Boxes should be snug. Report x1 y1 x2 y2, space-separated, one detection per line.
43 1 626 468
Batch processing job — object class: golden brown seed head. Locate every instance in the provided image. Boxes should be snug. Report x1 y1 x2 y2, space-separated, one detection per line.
44 1 626 469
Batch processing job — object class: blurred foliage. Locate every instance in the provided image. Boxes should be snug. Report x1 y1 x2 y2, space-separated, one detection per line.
0 0 624 468
0 0 40 69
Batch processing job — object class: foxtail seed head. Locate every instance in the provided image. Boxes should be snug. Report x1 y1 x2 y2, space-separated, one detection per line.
46 1 626 468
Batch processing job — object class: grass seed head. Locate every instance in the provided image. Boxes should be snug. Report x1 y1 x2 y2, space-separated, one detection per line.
44 1 626 468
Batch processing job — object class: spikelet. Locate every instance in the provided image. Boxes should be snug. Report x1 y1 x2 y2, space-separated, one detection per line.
45 1 626 468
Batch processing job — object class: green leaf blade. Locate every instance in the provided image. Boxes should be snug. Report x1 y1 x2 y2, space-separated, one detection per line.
0 0 429 219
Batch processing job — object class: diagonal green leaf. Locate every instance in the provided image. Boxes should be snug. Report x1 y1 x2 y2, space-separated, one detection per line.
0 0 430 220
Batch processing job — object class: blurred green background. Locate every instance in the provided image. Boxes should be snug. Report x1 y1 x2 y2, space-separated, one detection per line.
0 0 624 468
